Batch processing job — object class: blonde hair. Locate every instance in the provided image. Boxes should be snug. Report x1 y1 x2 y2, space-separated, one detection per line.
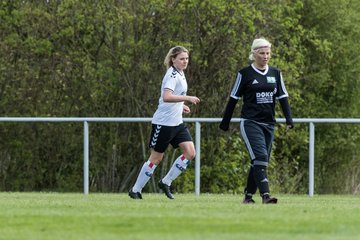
249 38 272 61
164 46 189 69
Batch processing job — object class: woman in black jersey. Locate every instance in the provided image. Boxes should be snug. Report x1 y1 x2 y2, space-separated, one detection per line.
219 38 294 204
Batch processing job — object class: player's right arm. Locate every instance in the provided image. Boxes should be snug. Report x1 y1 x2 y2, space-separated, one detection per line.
219 97 238 131
163 89 200 104
219 71 243 131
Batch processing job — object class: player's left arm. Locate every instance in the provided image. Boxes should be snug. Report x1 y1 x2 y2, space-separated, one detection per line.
277 71 293 129
183 104 191 114
279 97 294 129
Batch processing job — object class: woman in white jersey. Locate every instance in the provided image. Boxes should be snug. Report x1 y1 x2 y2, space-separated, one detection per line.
129 46 200 200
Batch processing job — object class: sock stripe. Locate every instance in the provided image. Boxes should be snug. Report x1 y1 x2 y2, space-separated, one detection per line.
147 160 155 168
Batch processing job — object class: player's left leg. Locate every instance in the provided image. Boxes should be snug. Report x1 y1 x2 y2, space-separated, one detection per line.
254 124 277 204
261 124 277 204
159 124 194 199
159 141 194 199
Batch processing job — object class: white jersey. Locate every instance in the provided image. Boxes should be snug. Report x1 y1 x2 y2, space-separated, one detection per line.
152 66 188 126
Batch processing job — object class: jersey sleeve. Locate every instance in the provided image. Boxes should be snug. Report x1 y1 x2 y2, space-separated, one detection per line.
220 72 243 131
162 70 177 91
219 97 238 131
279 97 294 127
230 72 244 100
276 71 289 99
276 71 294 127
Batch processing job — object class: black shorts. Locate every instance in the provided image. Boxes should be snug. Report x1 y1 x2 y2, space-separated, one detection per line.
240 119 274 167
148 123 192 153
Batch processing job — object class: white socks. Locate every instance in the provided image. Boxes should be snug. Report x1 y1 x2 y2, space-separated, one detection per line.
162 155 189 186
132 155 190 193
132 160 156 193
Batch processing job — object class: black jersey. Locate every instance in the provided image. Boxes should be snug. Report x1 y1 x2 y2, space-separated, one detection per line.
230 64 289 124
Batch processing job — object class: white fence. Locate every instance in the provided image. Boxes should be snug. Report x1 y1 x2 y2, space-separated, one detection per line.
1 117 359 196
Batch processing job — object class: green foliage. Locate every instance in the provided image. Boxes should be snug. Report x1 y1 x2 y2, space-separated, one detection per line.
200 130 248 193
0 0 359 194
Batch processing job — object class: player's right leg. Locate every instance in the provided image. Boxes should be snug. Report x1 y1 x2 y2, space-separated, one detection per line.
243 161 257 204
129 124 170 200
128 150 163 199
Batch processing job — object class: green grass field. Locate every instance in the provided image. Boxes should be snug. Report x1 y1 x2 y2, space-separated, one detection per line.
0 192 359 240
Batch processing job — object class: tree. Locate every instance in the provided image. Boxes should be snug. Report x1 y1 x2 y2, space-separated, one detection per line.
0 0 358 194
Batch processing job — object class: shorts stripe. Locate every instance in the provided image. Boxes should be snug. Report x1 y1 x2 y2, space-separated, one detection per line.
240 120 255 160
150 125 162 148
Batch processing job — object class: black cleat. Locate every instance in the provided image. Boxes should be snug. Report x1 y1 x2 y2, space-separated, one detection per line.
128 189 142 199
242 198 256 204
262 195 277 204
158 180 174 199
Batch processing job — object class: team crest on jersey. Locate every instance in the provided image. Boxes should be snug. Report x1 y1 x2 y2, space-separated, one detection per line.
266 77 276 83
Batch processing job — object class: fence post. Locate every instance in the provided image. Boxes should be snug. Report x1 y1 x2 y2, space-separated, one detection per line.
84 121 89 195
195 121 201 195
309 122 315 197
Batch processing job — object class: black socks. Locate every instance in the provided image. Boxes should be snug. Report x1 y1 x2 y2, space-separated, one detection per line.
244 164 257 197
253 165 270 195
